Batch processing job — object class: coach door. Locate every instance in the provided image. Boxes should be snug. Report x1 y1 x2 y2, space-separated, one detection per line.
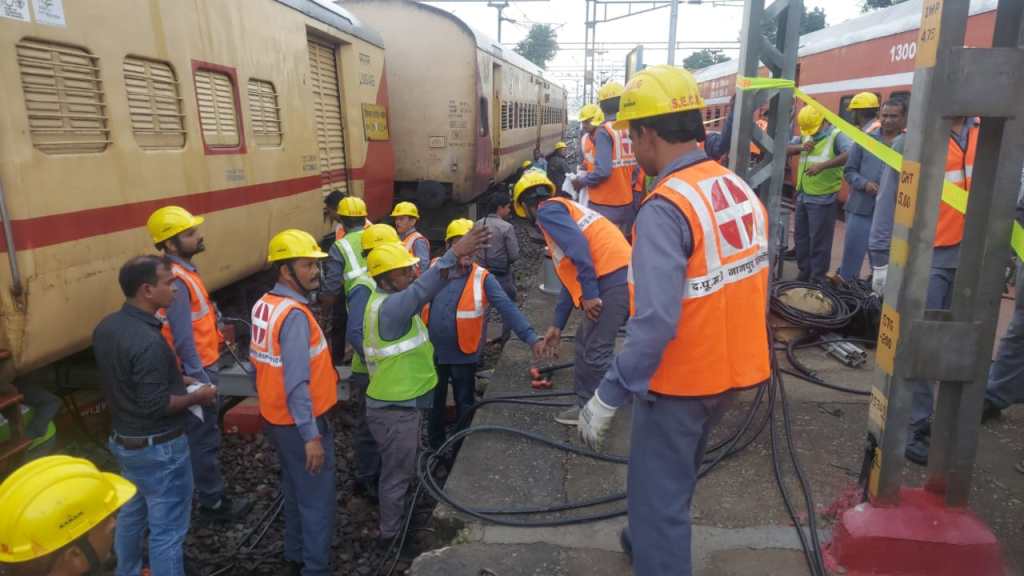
307 38 349 195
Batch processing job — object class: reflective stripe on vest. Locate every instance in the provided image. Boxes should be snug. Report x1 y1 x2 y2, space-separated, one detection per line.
158 264 223 367
936 124 979 248
630 160 771 397
455 264 490 353
540 197 631 306
402 231 428 275
336 229 368 296
588 124 636 207
797 129 843 196
363 290 437 402
349 273 376 375
249 294 338 425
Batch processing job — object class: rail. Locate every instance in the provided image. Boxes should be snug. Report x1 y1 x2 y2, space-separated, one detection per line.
0 179 23 296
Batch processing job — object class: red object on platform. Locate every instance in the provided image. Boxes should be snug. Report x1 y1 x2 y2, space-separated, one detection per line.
826 488 1005 576
223 398 262 435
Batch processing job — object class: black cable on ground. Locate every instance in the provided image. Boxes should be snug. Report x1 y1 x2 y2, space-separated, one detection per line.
784 335 871 397
770 280 861 330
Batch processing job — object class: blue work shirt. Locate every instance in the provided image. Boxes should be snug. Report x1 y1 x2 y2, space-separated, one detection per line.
270 282 323 443
365 250 457 409
791 127 852 205
165 255 212 383
597 148 708 408
428 265 539 364
702 107 734 161
401 228 431 275
537 201 628 330
323 225 364 296
843 128 888 216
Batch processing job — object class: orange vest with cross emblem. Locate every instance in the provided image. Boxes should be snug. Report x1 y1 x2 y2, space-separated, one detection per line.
539 197 631 307
631 159 771 397
421 263 491 354
249 294 338 425
588 123 637 207
935 123 979 248
157 263 224 368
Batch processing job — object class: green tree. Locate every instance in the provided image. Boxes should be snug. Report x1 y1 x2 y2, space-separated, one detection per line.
861 0 910 12
515 24 559 69
682 48 731 71
761 5 828 44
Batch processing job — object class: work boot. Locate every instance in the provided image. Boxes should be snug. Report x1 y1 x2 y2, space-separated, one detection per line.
554 406 580 426
981 399 1002 423
904 427 930 466
198 495 254 523
619 527 633 563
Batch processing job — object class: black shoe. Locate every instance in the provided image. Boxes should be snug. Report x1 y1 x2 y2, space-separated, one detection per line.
619 527 633 563
905 429 930 466
284 560 304 576
981 399 1002 423
199 495 254 523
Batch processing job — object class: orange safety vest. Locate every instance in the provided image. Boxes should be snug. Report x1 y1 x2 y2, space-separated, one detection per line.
935 123 979 248
539 197 631 307
632 159 771 397
335 219 372 241
402 230 429 273
421 263 490 354
633 165 647 195
581 133 595 172
249 294 338 425
588 123 637 207
158 263 224 368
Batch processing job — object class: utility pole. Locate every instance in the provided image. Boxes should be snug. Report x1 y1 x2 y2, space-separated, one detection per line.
667 0 679 65
487 1 511 43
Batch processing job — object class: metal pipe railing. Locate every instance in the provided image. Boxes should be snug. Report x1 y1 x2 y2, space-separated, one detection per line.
0 179 23 296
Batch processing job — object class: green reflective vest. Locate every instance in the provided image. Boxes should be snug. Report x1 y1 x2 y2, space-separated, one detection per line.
796 128 843 196
348 274 376 375
363 289 436 402
334 229 368 296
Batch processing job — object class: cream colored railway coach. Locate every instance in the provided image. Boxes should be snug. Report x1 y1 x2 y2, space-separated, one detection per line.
0 0 394 379
345 0 567 227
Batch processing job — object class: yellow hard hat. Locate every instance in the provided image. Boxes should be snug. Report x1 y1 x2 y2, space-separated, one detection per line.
554 141 567 151
578 103 601 124
597 81 625 102
614 65 705 130
0 456 136 563
848 92 880 111
390 201 420 219
337 196 368 217
512 171 555 218
361 223 401 252
367 242 420 277
797 105 825 136
146 206 204 244
445 218 474 242
521 160 533 169
267 229 328 263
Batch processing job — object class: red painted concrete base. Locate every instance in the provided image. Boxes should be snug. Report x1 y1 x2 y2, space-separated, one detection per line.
825 488 1005 576
223 398 262 435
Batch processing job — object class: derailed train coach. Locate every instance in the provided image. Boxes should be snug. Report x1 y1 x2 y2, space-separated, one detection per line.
345 0 568 233
0 0 393 379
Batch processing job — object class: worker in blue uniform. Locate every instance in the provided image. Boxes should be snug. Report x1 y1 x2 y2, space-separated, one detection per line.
424 218 546 451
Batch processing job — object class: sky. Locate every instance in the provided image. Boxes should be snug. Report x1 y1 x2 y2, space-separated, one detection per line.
422 0 866 111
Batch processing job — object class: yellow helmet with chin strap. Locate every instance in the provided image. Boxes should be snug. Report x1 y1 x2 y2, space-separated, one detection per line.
512 171 556 218
267 229 328 263
337 196 368 217
445 218 474 242
367 242 420 277
361 223 401 252
147 206 204 244
613 65 704 130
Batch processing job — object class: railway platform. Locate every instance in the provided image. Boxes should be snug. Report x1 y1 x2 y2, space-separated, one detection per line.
410 229 1024 576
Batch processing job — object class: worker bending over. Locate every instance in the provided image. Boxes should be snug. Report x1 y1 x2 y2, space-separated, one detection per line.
578 65 771 576
147 206 251 523
363 226 488 548
392 201 430 275
424 218 546 451
574 82 639 237
0 456 136 576
787 106 851 283
513 171 631 426
250 230 338 576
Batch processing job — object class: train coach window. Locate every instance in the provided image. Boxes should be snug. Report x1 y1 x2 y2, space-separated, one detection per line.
501 102 509 131
193 66 243 151
248 78 283 147
123 56 186 150
479 97 489 137
16 39 110 154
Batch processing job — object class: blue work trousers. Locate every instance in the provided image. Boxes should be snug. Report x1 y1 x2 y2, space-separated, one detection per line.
428 362 477 450
575 283 631 406
186 367 224 507
987 263 1024 409
265 416 336 576
839 212 873 281
109 434 193 576
628 392 731 576
351 371 381 484
909 267 957 429
794 195 838 283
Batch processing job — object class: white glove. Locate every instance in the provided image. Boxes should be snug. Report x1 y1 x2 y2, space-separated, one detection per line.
871 265 888 295
578 391 617 450
185 382 206 421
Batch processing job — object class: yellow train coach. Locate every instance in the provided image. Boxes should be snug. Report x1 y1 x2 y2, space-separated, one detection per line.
345 0 567 229
0 0 394 379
